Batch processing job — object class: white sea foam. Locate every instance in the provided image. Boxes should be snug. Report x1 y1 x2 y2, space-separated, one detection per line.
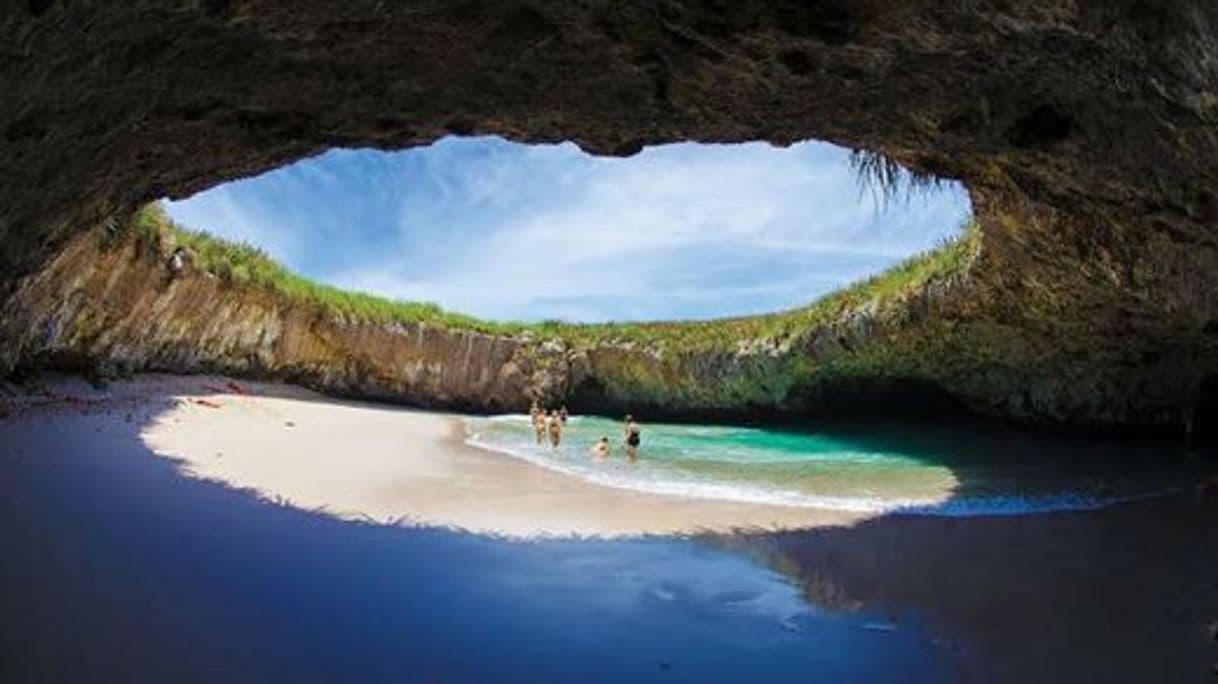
466 429 904 512
487 414 532 423
464 416 1174 517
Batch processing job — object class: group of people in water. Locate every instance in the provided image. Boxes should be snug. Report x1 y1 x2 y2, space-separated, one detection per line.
529 401 642 463
530 403 568 448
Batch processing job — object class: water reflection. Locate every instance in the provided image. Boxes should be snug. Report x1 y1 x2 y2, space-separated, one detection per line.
5 390 1216 683
4 404 957 683
710 494 1218 682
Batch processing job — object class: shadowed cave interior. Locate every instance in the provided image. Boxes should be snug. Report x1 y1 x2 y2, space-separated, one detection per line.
3 3 1218 682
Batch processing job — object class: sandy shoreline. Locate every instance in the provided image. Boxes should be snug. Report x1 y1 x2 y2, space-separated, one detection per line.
11 374 861 537
4 373 1216 681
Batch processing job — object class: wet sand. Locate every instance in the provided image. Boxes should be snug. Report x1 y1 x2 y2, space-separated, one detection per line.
126 376 862 536
2 374 1216 682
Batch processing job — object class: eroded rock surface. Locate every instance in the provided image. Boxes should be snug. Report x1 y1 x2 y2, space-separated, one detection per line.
2 1 1217 435
1 231 541 412
3 218 1212 437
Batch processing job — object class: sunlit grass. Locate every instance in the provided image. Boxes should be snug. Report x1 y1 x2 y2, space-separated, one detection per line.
130 202 979 349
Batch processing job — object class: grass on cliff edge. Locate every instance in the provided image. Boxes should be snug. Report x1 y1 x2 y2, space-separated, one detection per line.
129 203 979 349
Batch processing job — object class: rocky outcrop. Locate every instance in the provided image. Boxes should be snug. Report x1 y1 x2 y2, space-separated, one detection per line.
4 213 1217 437
2 2 1218 435
1 230 539 411
1 223 968 418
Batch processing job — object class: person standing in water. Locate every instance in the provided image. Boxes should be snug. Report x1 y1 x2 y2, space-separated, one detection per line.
623 414 641 462
559 405 569 424
532 407 547 445
548 409 563 449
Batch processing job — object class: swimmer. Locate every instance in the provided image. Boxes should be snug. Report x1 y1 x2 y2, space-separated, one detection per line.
590 436 610 461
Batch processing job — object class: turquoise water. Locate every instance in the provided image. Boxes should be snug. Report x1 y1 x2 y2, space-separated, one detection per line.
465 415 1216 515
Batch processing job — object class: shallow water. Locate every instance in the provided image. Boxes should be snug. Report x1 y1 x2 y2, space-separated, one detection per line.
466 414 1216 515
5 395 1217 682
2 409 954 683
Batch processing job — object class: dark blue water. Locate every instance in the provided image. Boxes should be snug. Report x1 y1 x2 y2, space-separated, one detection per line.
3 404 1216 682
0 409 952 683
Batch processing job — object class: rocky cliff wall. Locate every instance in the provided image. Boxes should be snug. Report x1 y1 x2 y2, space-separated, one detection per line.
1 230 540 411
3 2 1218 437
7 209 1215 438
1 222 969 419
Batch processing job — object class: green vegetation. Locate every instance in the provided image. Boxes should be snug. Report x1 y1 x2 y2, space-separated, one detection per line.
128 202 979 351
757 219 978 339
848 149 946 208
132 203 516 334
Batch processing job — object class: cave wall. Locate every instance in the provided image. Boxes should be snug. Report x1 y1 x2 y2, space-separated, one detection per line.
6 215 1214 437
0 228 546 412
2 1 1218 435
954 187 1218 432
0 226 906 417
3 1 1215 271
3 220 987 420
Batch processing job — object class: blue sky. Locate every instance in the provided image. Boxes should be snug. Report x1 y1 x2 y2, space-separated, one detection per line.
163 137 971 322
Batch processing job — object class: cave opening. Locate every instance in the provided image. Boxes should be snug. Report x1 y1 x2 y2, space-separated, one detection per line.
159 136 972 325
6 5 1218 680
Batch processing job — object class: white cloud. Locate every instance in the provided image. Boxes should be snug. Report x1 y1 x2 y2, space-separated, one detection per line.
166 138 971 322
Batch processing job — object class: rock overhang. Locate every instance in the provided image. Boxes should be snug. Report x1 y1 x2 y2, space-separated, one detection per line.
2 1 1217 435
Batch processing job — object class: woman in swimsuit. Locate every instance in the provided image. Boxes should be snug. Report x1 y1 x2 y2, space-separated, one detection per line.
548 409 563 449
533 409 547 445
623 414 640 462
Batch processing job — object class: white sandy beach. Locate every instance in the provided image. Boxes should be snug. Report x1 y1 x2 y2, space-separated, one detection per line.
14 375 859 537
5 373 1217 683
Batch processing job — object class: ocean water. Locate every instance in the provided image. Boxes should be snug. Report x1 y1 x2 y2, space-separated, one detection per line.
10 399 1217 682
465 414 1216 515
